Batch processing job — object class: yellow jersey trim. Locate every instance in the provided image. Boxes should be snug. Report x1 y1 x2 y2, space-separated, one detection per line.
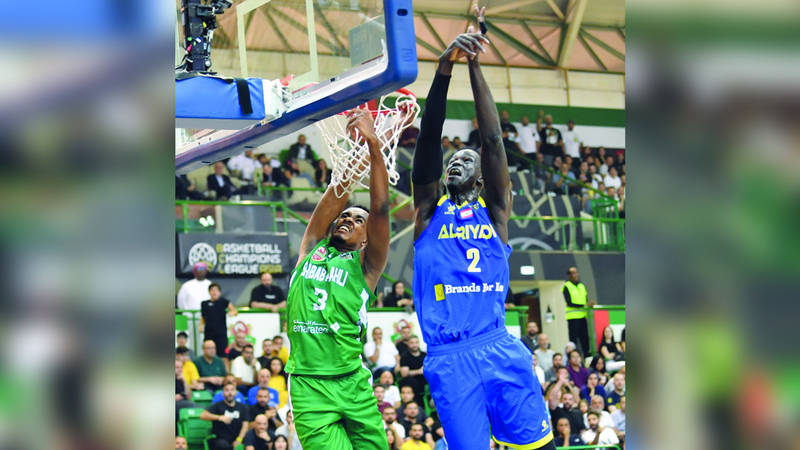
478 196 486 207
437 195 485 209
437 195 448 206
492 431 554 450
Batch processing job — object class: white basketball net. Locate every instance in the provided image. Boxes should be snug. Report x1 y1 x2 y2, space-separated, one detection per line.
316 91 421 198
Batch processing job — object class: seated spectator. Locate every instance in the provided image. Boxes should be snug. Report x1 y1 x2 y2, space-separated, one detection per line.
175 436 188 450
533 353 545 387
532 152 548 191
247 387 280 428
550 163 575 196
177 346 203 391
606 372 626 413
399 337 427 405
401 423 432 450
554 417 583 447
599 326 626 372
567 350 590 389
520 321 540 354
200 283 237 367
378 281 413 309
250 272 286 312
502 129 524 170
364 327 400 378
314 159 332 187
226 331 249 366
213 375 247 404
599 155 613 176
399 125 420 149
228 150 260 194
534 334 556 373
451 136 465 150
194 340 227 393
428 410 445 449
260 163 290 200
379 371 402 409
382 406 406 440
230 343 261 396
543 352 563 386
589 354 611 387
176 359 191 402
579 399 590 416
283 159 316 186
271 336 290 365
201 382 250 449
610 396 626 440
395 326 413 356
614 151 625 171
207 162 238 200
257 339 273 368
581 410 619 446
399 402 431 439
604 166 622 190
386 426 403 450
580 372 607 402
564 342 577 359
374 384 392 414
176 174 205 200
466 117 481 150
242 414 274 450
396 385 428 424
176 332 195 359
441 136 455 151
583 395 614 429
268 357 289 407
274 409 300 449
247 369 280 407
286 134 317 168
547 368 584 434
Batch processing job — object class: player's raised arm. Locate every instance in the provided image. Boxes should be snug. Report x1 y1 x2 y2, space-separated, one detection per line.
412 28 488 240
346 109 391 291
467 6 511 244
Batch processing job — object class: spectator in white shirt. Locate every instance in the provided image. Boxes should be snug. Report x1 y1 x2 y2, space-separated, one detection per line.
364 327 400 378
583 395 615 429
534 334 556 373
379 371 402 409
517 116 540 154
603 167 622 190
382 407 406 439
581 410 620 446
230 343 261 396
176 262 212 311
228 150 260 182
610 396 625 439
562 120 582 159
532 353 545 387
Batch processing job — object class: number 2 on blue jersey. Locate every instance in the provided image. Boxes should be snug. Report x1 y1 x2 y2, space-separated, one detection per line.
467 248 481 272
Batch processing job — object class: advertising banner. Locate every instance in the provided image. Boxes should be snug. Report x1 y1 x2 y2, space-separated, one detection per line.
177 233 291 275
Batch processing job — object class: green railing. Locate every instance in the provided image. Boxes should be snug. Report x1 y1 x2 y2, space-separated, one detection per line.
508 215 625 252
585 304 626 354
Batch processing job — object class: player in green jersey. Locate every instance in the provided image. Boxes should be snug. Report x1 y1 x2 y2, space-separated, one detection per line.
285 108 400 450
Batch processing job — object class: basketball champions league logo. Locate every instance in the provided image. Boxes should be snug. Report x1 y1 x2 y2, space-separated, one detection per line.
188 242 218 271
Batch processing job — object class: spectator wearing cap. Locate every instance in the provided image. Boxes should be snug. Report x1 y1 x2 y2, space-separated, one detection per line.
177 262 212 311
200 283 237 366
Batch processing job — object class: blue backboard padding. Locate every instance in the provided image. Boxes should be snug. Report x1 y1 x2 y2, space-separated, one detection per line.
176 77 265 121
176 0 417 174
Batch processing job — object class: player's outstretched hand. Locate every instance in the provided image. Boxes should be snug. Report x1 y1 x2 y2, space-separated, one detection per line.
346 108 378 144
441 30 489 63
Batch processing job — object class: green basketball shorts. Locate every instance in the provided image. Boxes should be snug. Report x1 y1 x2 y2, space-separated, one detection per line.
289 368 388 450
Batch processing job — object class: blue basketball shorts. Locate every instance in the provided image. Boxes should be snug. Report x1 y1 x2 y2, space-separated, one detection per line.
424 327 554 450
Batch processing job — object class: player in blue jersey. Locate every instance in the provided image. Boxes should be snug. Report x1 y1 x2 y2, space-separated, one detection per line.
410 6 555 450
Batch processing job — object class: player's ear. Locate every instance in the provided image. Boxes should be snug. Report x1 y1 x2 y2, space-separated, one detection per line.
476 175 484 192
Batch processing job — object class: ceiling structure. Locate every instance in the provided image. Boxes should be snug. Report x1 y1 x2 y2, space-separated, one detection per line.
207 0 625 73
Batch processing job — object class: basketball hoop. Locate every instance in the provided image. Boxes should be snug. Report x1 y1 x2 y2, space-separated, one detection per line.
316 88 421 198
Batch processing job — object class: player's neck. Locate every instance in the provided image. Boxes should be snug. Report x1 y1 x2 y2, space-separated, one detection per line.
447 189 479 206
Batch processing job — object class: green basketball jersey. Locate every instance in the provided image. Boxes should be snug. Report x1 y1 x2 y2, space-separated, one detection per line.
285 238 376 377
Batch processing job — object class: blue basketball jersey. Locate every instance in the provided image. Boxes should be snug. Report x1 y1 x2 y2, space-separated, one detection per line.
413 195 512 346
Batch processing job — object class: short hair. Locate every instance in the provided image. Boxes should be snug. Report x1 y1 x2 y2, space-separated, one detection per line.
243 344 254 351
273 335 283 341
556 366 569 374
570 349 583 359
409 336 419 342
350 204 370 214
208 282 221 292
373 384 385 391
552 352 562 361
405 401 418 408
263 338 272 343
411 423 424 430
567 119 575 124
586 410 600 419
400 385 414 393
176 346 190 356
177 331 188 339
223 382 236 389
